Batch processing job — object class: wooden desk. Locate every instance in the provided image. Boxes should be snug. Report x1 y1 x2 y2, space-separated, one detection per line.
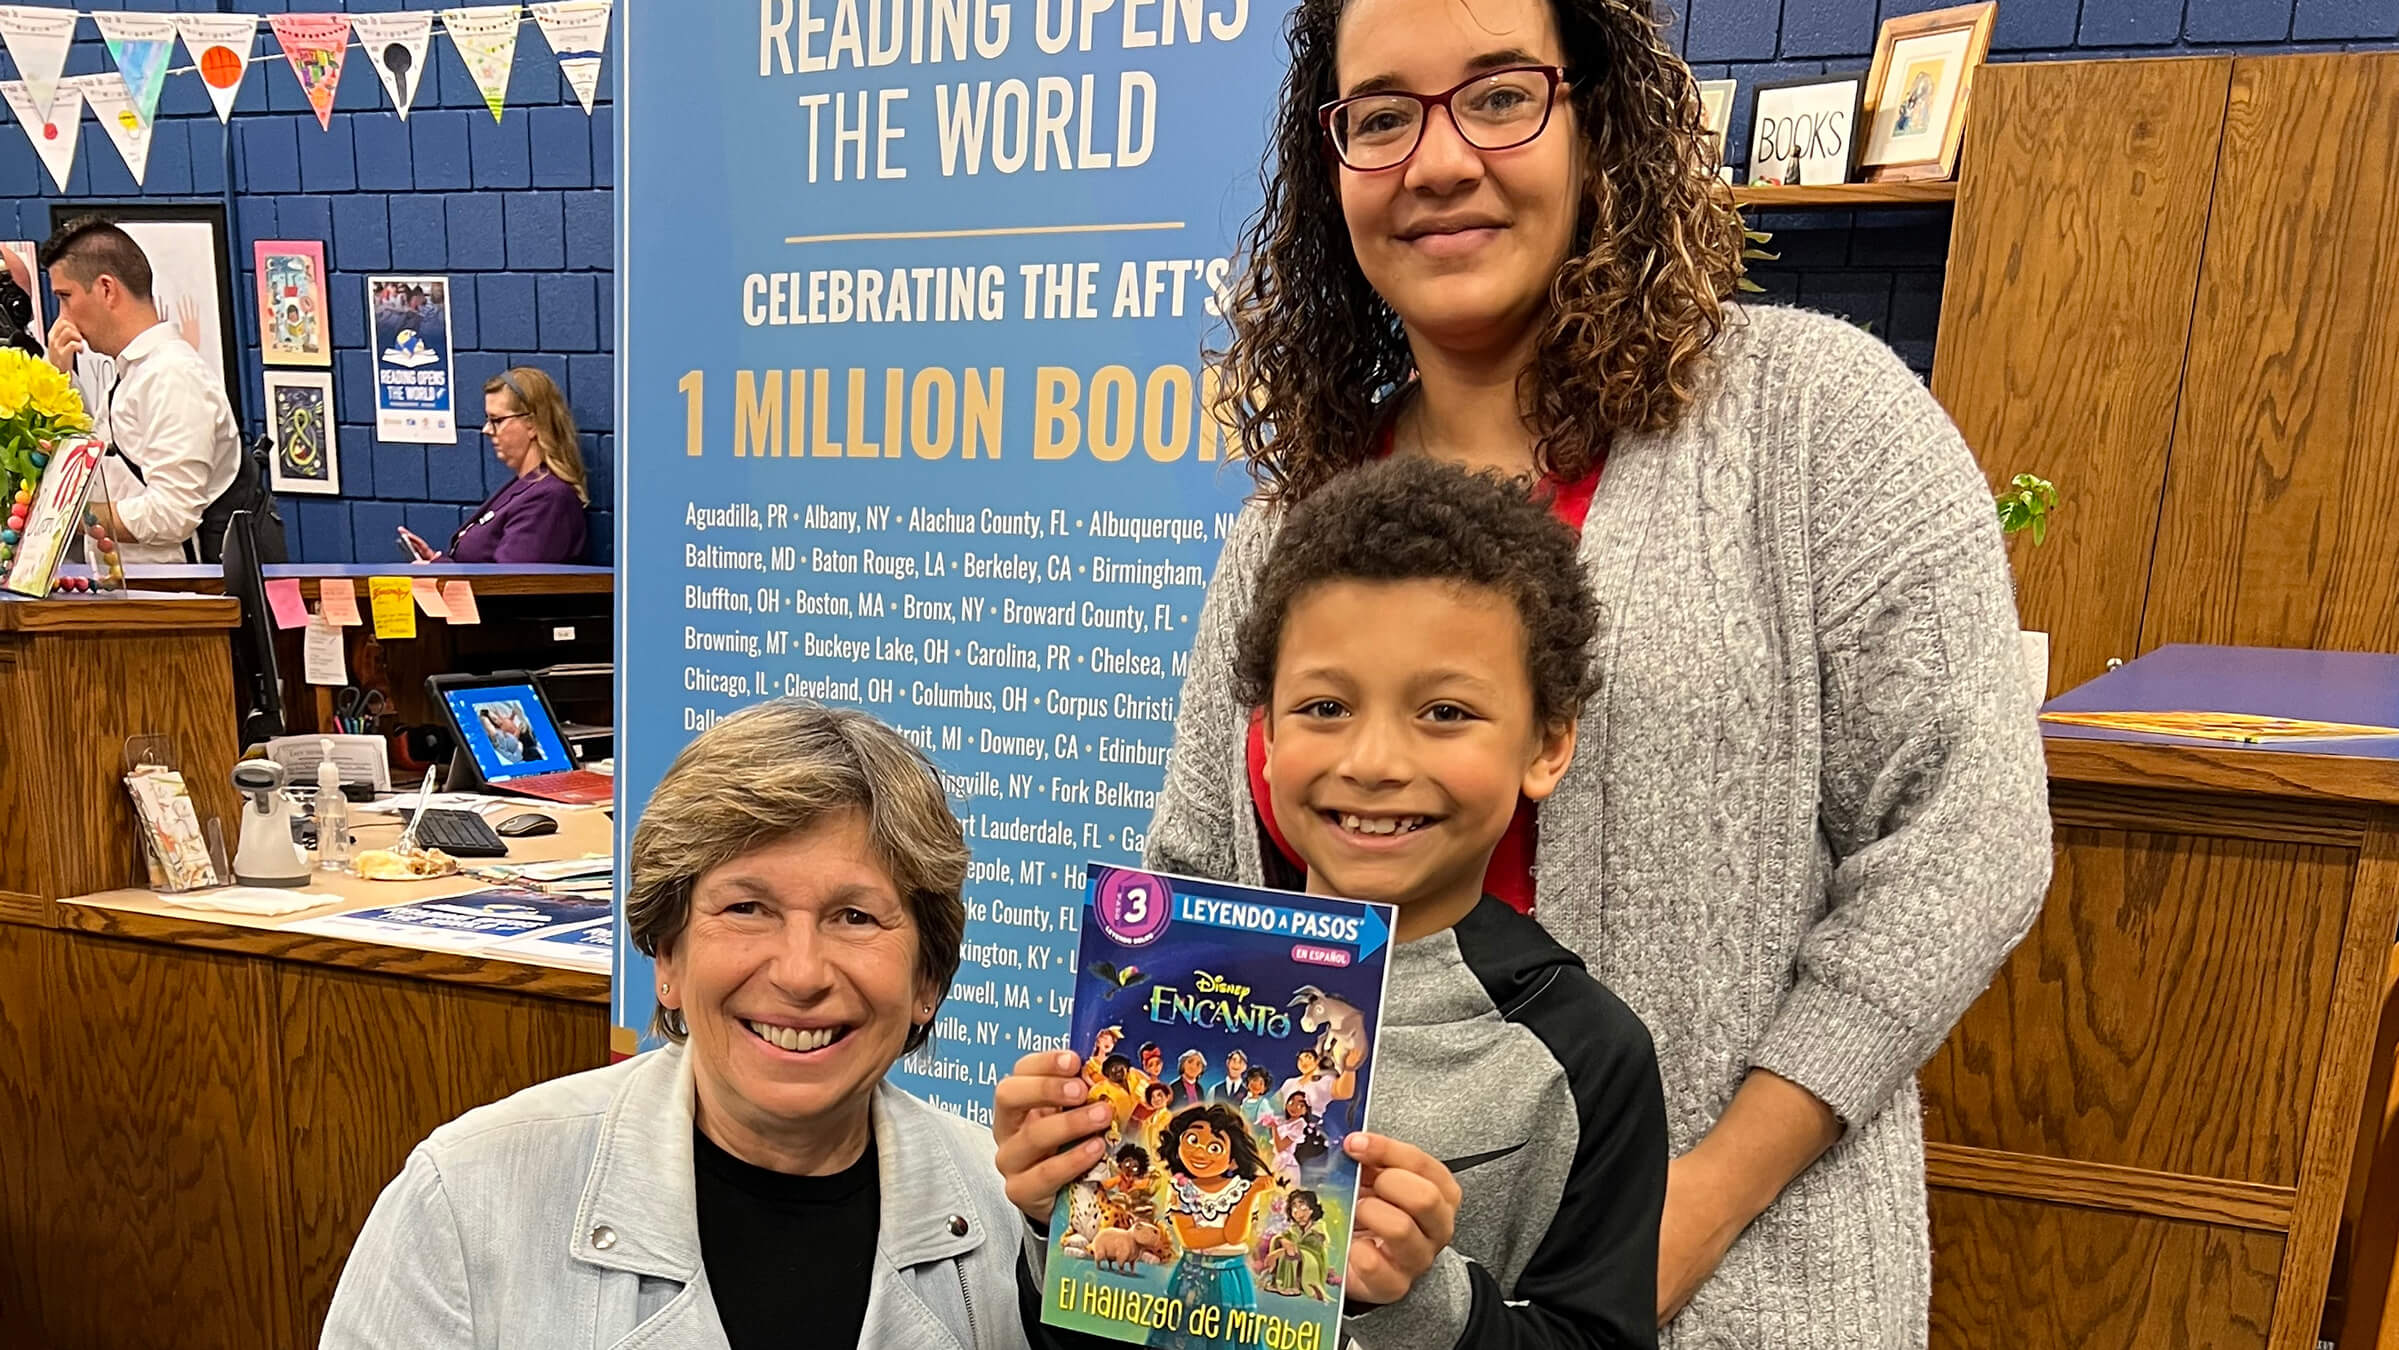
0 805 614 1350
1922 645 2399 1349
0 591 242 917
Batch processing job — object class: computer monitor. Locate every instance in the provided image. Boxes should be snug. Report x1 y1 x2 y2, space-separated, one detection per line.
221 509 285 746
425 672 579 788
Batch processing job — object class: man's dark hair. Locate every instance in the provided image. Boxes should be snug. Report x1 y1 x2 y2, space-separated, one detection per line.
1234 457 1602 727
1102 1054 1131 1076
1114 1142 1150 1169
38 216 154 302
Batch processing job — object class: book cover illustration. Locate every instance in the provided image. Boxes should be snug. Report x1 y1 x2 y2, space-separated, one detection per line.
1042 864 1395 1349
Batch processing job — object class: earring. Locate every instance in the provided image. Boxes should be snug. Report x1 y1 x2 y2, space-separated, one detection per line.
661 983 672 996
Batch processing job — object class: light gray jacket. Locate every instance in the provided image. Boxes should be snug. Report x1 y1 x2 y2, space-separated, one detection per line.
1147 306 2052 1349
322 1045 1028 1350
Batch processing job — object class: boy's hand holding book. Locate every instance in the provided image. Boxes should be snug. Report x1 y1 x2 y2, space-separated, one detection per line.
1338 1131 1462 1307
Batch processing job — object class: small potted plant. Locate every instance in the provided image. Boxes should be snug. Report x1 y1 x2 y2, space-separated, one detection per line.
1994 473 2059 705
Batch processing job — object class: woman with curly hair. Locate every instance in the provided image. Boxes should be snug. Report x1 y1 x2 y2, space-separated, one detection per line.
1147 0 2052 1343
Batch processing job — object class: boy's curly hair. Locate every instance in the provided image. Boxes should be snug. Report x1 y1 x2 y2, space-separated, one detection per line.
1233 458 1600 726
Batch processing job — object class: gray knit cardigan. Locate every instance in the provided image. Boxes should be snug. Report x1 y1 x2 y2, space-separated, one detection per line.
1142 305 2053 1349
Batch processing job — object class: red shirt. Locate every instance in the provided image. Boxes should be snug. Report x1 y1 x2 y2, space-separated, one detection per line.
1242 438 1600 914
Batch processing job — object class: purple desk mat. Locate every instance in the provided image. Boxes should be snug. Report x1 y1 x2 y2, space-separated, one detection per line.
2043 644 2399 761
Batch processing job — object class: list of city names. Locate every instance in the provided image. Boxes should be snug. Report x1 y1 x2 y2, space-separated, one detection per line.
673 495 1230 1118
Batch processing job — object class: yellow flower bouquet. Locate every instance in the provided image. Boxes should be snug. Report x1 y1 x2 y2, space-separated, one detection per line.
0 348 91 484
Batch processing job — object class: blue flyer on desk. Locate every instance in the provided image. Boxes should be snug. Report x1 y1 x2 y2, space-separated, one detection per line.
490 918 613 972
1040 864 1394 1349
298 889 610 949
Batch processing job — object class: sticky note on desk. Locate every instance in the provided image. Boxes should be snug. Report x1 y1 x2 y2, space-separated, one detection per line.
264 578 309 630
320 578 362 626
441 579 482 625
369 577 416 639
411 576 451 620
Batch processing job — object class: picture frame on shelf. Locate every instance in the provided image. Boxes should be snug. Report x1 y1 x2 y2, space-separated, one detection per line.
1746 74 1865 188
264 369 339 496
1859 2 1995 182
1697 78 1737 181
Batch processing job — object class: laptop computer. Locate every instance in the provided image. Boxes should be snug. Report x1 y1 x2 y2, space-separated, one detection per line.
426 671 615 806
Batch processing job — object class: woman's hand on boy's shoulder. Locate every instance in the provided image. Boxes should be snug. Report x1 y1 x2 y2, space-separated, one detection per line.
992 1051 1113 1227
1341 1132 1462 1307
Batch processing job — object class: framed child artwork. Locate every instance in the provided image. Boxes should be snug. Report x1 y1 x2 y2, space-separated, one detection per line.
1859 2 1995 182
264 369 340 495
256 240 332 367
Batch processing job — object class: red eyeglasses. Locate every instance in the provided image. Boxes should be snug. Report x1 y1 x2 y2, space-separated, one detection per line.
1318 65 1570 171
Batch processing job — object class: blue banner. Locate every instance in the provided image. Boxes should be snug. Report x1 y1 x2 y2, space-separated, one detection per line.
616 0 1283 1111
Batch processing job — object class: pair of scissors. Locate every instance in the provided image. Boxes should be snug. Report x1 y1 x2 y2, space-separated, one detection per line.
333 687 389 735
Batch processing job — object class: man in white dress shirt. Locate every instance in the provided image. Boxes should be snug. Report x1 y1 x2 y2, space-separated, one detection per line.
40 217 241 564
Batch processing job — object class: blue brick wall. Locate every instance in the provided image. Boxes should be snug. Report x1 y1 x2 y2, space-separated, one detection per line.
0 0 613 564
5 0 2389 562
1670 0 2399 376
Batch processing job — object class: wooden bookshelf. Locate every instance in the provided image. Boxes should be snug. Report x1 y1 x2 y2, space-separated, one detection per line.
1732 181 1959 208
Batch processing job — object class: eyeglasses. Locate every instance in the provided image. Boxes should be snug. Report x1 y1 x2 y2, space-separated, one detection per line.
1318 65 1570 172
482 413 527 434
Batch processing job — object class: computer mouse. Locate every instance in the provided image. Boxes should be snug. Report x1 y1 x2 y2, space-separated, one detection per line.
496 812 560 838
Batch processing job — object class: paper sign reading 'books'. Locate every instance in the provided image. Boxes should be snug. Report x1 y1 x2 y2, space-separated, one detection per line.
440 6 522 122
175 13 258 124
1038 865 1394 1350
532 0 612 115
353 12 435 120
2 78 82 193
91 12 176 127
271 15 352 131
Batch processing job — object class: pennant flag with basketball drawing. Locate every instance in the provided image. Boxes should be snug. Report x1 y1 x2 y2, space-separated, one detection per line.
74 72 154 187
532 0 612 116
90 12 176 129
0 4 77 124
439 6 521 122
176 13 258 125
353 13 435 120
2 78 82 193
271 14 351 130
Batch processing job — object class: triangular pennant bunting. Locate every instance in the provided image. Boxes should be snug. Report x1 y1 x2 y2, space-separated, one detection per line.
175 13 257 125
270 14 351 131
439 6 522 123
0 5 77 124
91 12 176 128
74 72 152 186
2 78 81 192
532 0 611 116
353 13 435 120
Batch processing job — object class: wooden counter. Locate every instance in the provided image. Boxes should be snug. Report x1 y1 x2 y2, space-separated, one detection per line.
0 591 243 918
1922 645 2399 1349
0 804 614 1350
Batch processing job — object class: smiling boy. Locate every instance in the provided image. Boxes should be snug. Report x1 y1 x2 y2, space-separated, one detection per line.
999 458 1667 1350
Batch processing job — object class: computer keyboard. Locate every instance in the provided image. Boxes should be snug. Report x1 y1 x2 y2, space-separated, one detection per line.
408 808 511 858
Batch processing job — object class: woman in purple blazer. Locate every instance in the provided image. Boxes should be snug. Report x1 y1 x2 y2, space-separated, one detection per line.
398 367 590 564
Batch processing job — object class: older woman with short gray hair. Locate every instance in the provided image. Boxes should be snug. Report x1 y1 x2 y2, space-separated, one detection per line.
324 699 1027 1350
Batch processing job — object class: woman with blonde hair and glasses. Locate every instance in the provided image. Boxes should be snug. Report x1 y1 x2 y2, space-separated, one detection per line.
398 365 591 563
324 699 1029 1350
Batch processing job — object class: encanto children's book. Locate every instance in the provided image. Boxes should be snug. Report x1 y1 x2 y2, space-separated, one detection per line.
1042 864 1395 1350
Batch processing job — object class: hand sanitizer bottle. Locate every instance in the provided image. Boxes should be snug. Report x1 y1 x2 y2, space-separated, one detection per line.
315 741 350 872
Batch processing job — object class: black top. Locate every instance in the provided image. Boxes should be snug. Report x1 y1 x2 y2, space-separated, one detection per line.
694 1126 881 1350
